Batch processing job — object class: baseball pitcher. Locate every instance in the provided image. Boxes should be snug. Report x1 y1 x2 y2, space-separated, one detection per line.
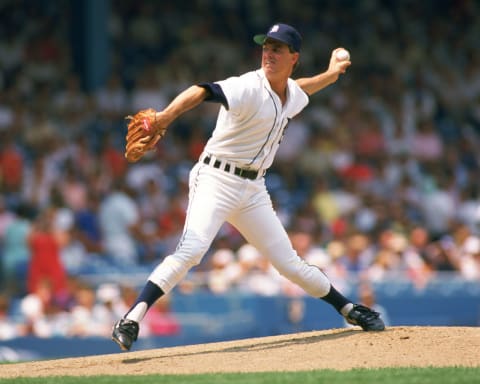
114 23 385 351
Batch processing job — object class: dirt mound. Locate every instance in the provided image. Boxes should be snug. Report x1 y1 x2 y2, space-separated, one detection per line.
1 326 479 378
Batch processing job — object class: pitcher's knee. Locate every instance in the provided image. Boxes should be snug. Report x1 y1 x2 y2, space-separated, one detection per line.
148 230 212 294
174 230 210 268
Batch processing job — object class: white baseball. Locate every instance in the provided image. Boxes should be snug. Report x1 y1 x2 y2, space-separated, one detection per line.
336 49 350 61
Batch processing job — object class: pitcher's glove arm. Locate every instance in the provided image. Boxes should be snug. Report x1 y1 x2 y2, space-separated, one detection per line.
124 108 167 162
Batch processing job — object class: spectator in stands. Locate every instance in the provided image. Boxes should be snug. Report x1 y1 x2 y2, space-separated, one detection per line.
0 196 14 241
0 197 14 284
130 65 168 112
419 168 456 238
458 236 480 280
446 224 480 281
98 179 145 265
0 293 27 340
48 186 87 274
96 283 127 321
0 28 24 79
156 194 187 256
26 207 68 299
68 282 113 337
322 240 350 294
99 133 128 180
207 248 241 294
339 233 375 274
58 161 88 213
20 278 67 338
94 72 130 126
456 183 480 233
401 226 434 288
297 130 332 178
236 243 281 297
73 191 103 256
353 112 386 162
136 178 170 260
68 136 97 186
2 202 33 293
21 153 57 209
0 130 24 199
52 74 91 136
311 179 340 227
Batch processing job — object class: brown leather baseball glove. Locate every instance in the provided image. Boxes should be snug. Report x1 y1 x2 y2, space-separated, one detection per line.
124 108 166 162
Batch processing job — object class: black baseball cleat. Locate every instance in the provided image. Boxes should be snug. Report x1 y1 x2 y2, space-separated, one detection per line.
112 318 139 351
345 304 385 331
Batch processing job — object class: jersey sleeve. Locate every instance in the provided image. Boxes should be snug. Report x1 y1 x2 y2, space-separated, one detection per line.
198 82 229 109
287 79 310 117
215 75 256 116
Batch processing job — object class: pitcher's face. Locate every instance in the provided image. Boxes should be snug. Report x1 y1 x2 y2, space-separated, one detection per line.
261 39 299 79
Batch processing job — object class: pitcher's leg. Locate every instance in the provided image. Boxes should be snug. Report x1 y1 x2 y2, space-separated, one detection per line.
113 165 240 350
230 202 350 309
230 200 385 332
148 165 243 294
230 202 332 297
114 219 225 351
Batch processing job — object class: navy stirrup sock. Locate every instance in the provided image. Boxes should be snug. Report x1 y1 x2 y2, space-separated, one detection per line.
320 285 352 315
125 281 165 322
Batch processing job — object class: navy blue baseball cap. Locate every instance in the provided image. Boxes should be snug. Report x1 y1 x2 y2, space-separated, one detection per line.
253 23 302 52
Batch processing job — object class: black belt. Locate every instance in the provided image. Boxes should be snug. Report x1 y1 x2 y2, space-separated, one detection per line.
203 156 261 180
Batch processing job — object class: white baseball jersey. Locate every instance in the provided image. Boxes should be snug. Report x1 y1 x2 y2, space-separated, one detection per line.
203 68 309 171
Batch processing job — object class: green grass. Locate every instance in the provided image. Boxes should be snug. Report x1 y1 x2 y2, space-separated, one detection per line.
2 367 479 384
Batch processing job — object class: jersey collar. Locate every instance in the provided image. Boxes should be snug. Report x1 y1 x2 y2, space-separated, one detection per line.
257 68 291 109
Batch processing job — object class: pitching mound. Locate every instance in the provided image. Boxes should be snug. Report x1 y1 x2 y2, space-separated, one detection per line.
1 326 479 378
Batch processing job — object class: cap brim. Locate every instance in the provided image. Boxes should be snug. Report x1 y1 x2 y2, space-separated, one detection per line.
253 34 297 51
253 34 267 46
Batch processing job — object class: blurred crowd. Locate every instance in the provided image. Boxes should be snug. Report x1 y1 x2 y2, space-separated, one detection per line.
1 1 480 338
0 279 180 340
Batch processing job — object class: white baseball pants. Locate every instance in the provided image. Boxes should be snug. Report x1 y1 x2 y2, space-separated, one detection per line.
148 161 331 297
